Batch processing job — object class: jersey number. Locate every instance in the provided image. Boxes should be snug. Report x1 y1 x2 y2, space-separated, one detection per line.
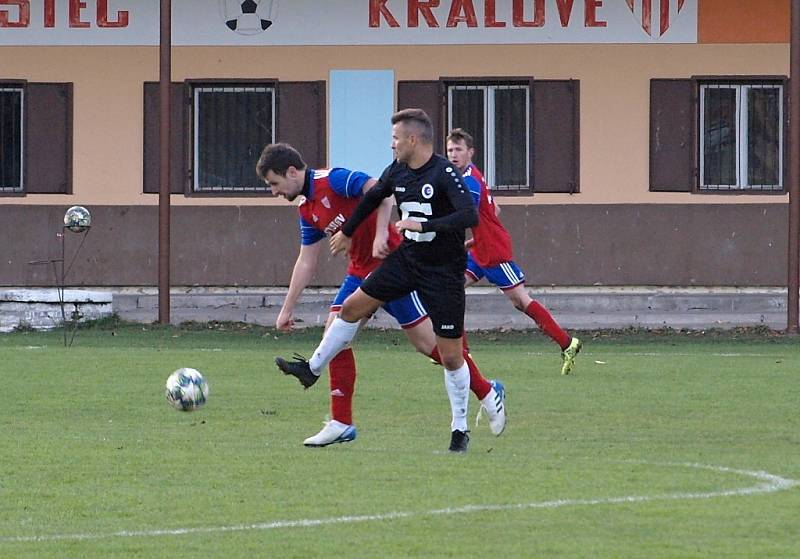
399 201 436 242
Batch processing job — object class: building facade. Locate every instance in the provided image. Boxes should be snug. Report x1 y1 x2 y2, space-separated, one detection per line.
0 0 792 287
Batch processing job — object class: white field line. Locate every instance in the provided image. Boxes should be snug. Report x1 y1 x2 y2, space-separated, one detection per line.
524 351 782 358
1 462 796 544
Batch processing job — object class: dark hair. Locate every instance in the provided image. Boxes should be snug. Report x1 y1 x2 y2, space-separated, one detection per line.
391 108 434 144
446 128 474 149
255 143 306 180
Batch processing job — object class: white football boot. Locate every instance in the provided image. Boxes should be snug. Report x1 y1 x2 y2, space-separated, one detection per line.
303 419 357 447
476 380 507 436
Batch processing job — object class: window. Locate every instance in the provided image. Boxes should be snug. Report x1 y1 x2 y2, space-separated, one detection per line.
0 87 23 193
143 81 326 195
447 83 530 192
192 85 275 193
700 82 784 191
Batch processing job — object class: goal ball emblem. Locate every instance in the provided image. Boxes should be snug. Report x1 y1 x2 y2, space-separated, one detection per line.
219 0 277 36
625 0 686 38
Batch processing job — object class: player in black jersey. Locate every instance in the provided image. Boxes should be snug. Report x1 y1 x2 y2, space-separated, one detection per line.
276 109 483 452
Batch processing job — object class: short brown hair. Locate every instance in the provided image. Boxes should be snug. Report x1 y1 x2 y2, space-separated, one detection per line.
446 128 474 149
255 143 306 180
391 108 434 144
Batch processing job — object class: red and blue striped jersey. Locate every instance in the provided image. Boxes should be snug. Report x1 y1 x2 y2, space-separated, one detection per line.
297 168 401 278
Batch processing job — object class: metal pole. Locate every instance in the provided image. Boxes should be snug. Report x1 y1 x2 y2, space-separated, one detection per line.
788 0 800 333
158 0 171 324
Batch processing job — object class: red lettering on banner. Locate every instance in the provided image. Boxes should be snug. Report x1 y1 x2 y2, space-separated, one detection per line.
513 0 544 28
409 0 439 28
555 0 574 27
446 0 477 27
484 0 505 27
369 0 399 27
585 0 605 27
69 0 89 27
44 0 54 26
97 0 128 27
0 0 29 27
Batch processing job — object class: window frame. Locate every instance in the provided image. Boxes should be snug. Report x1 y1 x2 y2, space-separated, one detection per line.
694 75 787 195
444 77 534 195
0 82 25 196
188 79 277 196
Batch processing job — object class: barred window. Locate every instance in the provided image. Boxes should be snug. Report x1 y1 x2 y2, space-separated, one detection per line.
0 87 23 193
700 82 783 192
447 83 530 192
193 85 274 193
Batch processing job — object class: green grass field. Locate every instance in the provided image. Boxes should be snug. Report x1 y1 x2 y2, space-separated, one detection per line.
1 323 798 558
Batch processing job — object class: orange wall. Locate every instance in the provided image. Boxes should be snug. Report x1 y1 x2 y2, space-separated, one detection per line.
700 0 789 43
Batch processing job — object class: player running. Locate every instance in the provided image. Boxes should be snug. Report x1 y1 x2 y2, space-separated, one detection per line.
446 128 582 375
257 142 505 450
274 110 490 452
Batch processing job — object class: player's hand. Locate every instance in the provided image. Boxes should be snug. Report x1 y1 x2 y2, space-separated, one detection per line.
464 238 475 250
330 231 352 256
395 219 422 234
276 308 294 331
372 231 391 259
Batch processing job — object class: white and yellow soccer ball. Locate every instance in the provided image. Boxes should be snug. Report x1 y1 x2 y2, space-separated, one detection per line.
165 368 209 411
63 206 91 233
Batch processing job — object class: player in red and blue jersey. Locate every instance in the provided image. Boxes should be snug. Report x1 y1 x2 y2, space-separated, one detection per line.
256 142 505 448
446 128 582 375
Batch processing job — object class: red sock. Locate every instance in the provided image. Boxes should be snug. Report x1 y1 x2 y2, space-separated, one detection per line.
429 345 492 400
328 348 356 425
462 331 470 354
525 300 571 349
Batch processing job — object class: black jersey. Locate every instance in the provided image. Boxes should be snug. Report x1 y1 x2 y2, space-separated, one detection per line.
342 154 478 266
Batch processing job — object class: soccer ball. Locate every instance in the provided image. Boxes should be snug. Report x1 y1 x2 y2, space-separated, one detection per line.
63 206 91 233
165 368 209 411
220 0 274 35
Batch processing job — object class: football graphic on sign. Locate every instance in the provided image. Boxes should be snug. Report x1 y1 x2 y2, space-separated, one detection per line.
219 0 277 35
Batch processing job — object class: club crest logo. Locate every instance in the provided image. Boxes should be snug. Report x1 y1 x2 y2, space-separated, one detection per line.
421 184 434 199
625 0 686 38
219 0 278 36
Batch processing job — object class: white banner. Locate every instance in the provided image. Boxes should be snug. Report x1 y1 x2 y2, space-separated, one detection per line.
0 0 697 46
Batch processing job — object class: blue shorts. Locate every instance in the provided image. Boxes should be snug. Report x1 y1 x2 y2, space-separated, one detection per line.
465 253 525 291
331 274 428 329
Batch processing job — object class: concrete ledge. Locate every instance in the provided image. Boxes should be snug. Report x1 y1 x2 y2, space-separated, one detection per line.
0 289 113 332
104 286 791 331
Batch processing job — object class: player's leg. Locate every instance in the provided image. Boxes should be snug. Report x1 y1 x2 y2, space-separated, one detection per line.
504 285 582 375
278 251 417 383
275 276 378 388
384 291 494 401
485 260 582 375
307 288 381 374
303 279 363 447
303 317 359 446
418 266 501 451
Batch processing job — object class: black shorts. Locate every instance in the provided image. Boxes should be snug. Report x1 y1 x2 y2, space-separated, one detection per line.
360 248 465 338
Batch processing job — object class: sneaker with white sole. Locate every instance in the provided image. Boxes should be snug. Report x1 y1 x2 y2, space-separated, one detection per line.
476 380 506 436
303 420 357 447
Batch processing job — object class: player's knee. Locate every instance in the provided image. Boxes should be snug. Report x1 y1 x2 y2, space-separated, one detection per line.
441 355 464 370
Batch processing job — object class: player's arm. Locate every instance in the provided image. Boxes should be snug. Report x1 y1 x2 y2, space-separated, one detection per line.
331 168 394 255
277 220 323 330
368 180 395 259
462 175 482 248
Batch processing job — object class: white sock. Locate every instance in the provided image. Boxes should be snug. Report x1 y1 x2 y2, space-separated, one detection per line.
308 317 360 374
443 362 470 432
